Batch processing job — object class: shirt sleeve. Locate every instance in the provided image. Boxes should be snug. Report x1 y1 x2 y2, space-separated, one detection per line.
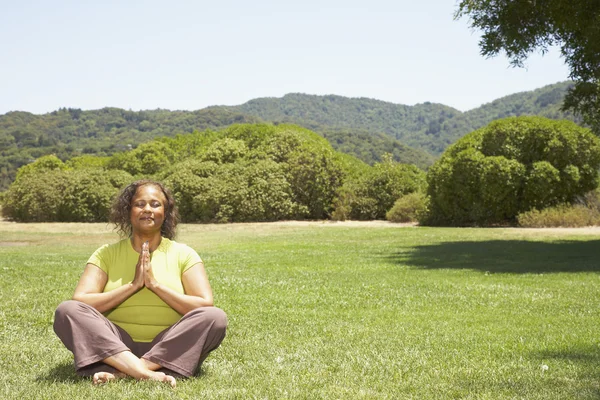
87 244 110 273
179 244 202 275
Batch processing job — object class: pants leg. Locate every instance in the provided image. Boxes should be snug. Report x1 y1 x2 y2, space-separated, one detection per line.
53 300 133 376
141 306 227 377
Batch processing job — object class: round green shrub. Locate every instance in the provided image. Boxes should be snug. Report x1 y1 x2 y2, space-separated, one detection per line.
159 160 216 222
107 141 175 176
2 170 67 222
170 159 307 223
425 117 600 226
261 125 345 219
59 169 133 222
386 192 429 223
2 168 132 222
160 124 345 221
15 154 66 181
200 138 248 164
343 155 427 220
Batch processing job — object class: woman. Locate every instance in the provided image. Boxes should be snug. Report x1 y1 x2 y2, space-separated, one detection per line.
54 180 227 387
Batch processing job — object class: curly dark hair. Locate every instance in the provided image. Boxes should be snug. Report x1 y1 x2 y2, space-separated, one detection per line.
110 180 179 239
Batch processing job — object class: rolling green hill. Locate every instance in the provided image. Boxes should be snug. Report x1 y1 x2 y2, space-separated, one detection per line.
0 108 261 190
458 81 581 138
0 108 432 190
221 81 579 155
220 94 463 154
319 128 436 170
0 81 582 191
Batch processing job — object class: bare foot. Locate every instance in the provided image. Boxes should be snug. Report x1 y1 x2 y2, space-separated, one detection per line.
141 358 161 371
98 351 176 388
148 371 176 388
93 371 175 388
93 371 118 385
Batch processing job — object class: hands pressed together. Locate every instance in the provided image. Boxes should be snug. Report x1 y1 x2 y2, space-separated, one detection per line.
133 241 159 291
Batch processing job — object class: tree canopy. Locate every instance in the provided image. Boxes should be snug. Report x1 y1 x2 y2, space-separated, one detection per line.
456 0 600 133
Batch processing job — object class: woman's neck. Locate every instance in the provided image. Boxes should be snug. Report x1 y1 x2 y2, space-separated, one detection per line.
130 233 162 253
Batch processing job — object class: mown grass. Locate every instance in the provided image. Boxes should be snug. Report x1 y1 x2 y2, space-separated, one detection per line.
1 221 599 399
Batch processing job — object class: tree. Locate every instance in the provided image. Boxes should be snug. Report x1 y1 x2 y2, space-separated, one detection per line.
222 123 346 219
106 141 175 176
189 160 307 223
156 124 347 222
424 116 600 226
456 0 600 133
1 168 131 222
15 154 66 180
333 154 427 220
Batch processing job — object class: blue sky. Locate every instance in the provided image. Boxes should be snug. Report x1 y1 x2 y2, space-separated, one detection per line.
0 0 570 115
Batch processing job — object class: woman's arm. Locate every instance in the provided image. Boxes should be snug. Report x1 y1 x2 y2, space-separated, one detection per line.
145 262 214 315
72 262 144 313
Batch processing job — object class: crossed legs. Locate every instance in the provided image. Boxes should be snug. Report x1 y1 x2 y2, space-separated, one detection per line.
53 300 227 386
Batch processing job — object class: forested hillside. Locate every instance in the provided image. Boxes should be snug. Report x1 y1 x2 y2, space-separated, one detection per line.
0 108 431 190
222 81 579 155
222 94 463 154
459 81 581 136
319 128 435 169
0 108 261 190
0 81 580 191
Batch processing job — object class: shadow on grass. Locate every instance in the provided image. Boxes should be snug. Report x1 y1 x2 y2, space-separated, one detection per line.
536 346 600 397
450 347 600 397
391 239 600 274
538 347 600 363
36 360 82 384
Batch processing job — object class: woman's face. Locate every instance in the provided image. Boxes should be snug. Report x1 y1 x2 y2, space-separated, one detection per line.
129 184 167 235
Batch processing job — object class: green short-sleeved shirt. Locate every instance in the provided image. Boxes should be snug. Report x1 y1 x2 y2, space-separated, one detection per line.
87 238 202 342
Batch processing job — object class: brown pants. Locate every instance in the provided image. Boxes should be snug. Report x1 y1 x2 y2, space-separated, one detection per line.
54 300 227 378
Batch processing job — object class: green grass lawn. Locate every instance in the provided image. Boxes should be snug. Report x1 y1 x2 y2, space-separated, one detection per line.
0 222 599 399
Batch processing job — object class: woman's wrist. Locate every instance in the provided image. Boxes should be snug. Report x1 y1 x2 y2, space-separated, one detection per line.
130 280 144 292
146 279 160 292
